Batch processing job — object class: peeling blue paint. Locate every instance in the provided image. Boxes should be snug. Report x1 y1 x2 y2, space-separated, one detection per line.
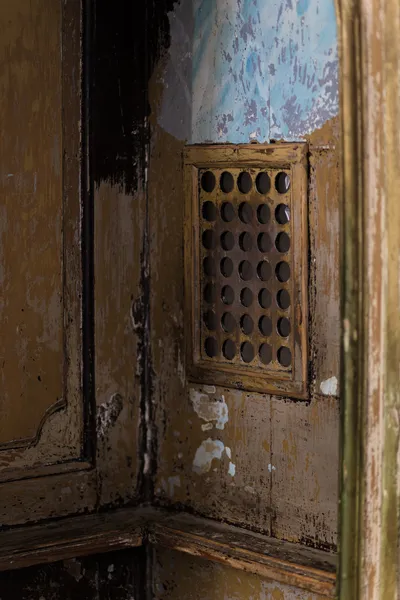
158 0 338 143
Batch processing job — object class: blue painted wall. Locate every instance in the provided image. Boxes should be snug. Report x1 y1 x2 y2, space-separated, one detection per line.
158 0 338 143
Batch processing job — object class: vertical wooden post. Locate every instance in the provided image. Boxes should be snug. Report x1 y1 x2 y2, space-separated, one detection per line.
338 0 400 597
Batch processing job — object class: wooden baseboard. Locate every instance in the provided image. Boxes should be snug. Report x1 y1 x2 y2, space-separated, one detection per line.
148 511 336 598
0 506 336 597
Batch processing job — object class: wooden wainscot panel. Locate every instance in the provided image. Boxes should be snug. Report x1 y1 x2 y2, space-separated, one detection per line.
0 0 89 484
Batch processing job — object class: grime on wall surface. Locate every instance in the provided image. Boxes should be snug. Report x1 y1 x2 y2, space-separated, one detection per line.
159 0 338 143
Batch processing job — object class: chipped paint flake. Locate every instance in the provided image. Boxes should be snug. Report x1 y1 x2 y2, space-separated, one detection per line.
190 388 229 430
228 461 236 477
320 375 338 396
96 393 123 438
268 463 276 472
201 422 213 431
192 438 225 474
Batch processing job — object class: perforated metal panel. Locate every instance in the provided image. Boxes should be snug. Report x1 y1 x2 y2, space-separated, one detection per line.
184 144 308 397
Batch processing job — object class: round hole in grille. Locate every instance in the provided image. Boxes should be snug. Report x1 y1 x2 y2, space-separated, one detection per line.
201 171 216 193
203 309 217 330
202 201 217 222
204 283 216 304
221 231 235 251
205 337 218 357
241 341 255 363
203 256 216 277
239 202 253 224
237 171 252 194
239 232 253 252
239 260 253 281
256 172 271 195
257 204 271 224
275 203 290 224
202 229 217 250
257 232 272 252
221 201 235 222
277 289 291 309
259 315 272 336
223 339 236 360
257 260 272 281
276 261 291 282
259 343 272 365
276 232 291 253
221 285 234 305
275 172 291 193
220 257 234 278
240 287 253 307
220 171 234 193
258 288 272 309
277 317 291 337
278 346 292 367
221 312 236 333
240 314 254 334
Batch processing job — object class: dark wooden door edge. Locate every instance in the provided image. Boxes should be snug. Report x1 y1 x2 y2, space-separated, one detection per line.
0 507 336 597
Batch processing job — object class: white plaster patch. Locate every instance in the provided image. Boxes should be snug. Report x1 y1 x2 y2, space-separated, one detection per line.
203 385 216 394
225 446 232 459
228 462 236 477
201 422 213 431
192 438 225 474
190 389 229 430
320 375 338 396
168 475 181 497
268 464 276 473
97 393 123 437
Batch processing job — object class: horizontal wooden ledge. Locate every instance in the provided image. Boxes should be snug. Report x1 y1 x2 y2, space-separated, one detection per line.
148 511 337 598
0 507 146 572
0 506 337 598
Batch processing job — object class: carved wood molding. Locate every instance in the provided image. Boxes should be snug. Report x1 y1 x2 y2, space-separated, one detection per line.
0 399 67 451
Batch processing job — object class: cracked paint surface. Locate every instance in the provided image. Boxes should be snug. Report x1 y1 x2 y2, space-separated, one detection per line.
159 0 338 142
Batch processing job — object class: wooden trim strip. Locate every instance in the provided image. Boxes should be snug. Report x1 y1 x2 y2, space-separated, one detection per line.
0 508 145 572
0 507 336 598
337 0 400 597
148 512 336 598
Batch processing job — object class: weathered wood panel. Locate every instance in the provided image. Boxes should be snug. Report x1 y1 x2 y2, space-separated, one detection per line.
0 0 84 475
149 116 340 549
0 0 146 525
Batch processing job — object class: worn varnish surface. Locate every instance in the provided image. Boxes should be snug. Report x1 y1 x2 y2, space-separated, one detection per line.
0 0 84 470
0 1 64 446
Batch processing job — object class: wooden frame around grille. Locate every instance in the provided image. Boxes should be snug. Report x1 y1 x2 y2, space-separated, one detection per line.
184 143 308 398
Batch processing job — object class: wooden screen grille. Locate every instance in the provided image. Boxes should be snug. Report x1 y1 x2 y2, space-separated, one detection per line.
184 144 308 398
